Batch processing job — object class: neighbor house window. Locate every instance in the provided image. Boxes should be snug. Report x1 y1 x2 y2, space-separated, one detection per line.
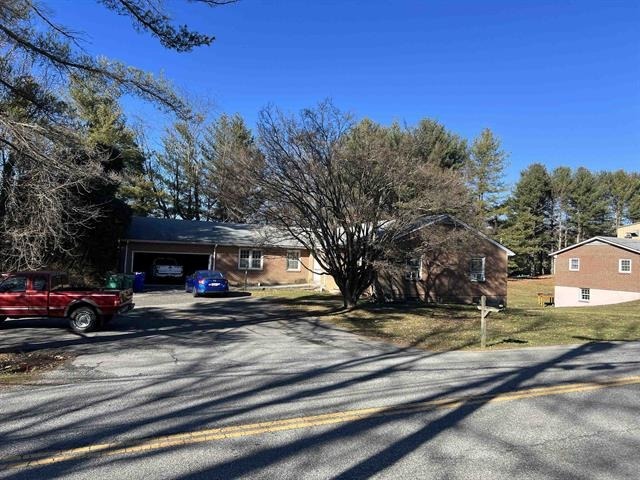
580 288 590 302
405 256 422 281
569 258 580 271
619 259 632 273
238 249 263 270
287 250 301 271
469 257 486 282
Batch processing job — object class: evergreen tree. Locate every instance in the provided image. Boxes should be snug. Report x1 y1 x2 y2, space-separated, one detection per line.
629 174 640 223
567 167 610 241
155 120 204 220
602 170 640 228
501 163 553 275
465 128 508 228
550 166 572 249
410 119 469 169
70 76 155 216
200 114 264 222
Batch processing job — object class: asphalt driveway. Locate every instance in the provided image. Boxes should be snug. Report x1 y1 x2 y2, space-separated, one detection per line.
1 295 639 479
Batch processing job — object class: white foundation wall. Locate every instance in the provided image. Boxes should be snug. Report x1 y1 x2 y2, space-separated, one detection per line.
555 286 640 307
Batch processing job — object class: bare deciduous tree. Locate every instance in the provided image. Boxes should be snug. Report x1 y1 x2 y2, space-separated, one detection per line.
0 117 110 270
240 101 473 308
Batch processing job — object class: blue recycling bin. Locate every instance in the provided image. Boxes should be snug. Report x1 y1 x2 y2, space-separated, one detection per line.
133 272 146 293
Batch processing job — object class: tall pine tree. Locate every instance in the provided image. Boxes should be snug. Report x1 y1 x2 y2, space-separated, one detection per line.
501 163 553 275
200 114 264 222
465 128 508 230
550 166 572 249
567 167 610 241
602 170 640 228
155 120 205 220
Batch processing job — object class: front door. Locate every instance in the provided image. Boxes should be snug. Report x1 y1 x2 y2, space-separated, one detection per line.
0 275 29 317
312 257 323 285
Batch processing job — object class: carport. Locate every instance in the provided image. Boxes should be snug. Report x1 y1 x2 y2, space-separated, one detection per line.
131 251 211 285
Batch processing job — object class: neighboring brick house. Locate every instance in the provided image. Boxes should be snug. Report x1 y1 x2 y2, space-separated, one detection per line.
372 215 515 306
550 227 640 307
120 216 313 287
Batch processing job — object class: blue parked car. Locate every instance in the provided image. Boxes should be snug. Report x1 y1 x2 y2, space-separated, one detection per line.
185 270 229 297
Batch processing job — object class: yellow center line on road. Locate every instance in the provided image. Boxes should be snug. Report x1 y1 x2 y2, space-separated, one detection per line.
5 374 640 470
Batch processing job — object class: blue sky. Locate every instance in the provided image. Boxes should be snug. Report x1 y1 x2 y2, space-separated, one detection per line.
52 0 639 185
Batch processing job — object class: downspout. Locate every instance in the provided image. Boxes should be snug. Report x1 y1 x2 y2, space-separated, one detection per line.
212 244 217 271
124 241 129 273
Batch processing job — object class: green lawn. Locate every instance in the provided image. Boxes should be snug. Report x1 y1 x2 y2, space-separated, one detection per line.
255 278 640 351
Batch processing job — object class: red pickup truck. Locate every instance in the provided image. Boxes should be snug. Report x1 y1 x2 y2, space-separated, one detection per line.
0 271 134 333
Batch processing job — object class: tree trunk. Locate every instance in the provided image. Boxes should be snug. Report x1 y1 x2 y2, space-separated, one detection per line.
0 153 16 219
336 275 367 310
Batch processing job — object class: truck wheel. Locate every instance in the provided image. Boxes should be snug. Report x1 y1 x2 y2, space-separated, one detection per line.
70 306 98 333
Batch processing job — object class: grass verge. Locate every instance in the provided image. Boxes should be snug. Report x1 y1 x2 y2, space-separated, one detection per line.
256 278 640 351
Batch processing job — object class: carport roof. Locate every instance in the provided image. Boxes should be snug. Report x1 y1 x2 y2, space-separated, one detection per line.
124 216 304 249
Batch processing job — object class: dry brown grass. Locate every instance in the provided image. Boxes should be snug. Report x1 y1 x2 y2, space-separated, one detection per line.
257 278 640 351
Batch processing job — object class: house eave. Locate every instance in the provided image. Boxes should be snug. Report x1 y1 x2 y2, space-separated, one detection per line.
406 215 516 256
121 238 304 249
549 236 640 256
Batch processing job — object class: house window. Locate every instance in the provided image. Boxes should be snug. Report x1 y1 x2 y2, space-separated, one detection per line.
238 249 263 270
569 258 580 271
619 259 632 274
469 257 486 282
287 250 301 271
580 288 590 302
405 256 422 281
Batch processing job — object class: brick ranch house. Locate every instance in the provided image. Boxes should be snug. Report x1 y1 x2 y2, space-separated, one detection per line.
120 215 514 304
372 215 515 306
550 223 640 307
119 216 313 287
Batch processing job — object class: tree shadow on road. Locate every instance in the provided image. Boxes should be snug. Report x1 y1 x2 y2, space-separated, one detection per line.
1 298 639 479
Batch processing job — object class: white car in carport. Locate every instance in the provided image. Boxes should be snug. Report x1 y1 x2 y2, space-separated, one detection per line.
152 258 184 279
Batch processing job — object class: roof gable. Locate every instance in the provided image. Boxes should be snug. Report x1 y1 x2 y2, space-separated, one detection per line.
402 215 516 256
550 236 640 256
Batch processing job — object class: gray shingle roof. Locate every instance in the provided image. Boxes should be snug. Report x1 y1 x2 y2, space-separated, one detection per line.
597 236 640 253
550 236 640 255
124 216 303 248
400 214 516 256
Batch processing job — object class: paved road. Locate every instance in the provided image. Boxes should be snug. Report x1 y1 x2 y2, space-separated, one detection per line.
1 295 639 479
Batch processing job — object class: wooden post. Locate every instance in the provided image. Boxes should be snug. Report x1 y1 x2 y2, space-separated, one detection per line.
480 295 487 349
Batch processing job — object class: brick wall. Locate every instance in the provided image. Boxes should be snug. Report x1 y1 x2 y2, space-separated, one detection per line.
554 243 640 293
123 241 312 286
215 246 312 286
373 238 509 306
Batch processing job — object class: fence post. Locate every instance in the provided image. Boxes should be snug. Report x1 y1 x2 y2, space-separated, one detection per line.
480 295 487 349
